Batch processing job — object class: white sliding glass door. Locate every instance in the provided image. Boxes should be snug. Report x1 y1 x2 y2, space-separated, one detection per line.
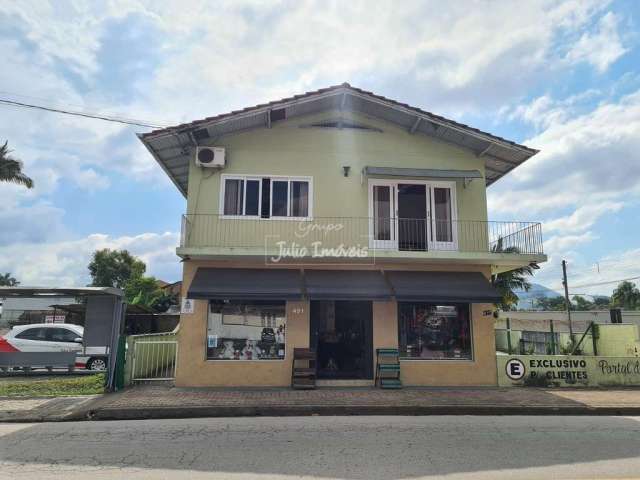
369 181 397 249
428 183 458 251
369 179 457 251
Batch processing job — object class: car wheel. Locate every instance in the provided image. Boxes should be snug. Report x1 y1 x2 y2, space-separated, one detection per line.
86 357 107 371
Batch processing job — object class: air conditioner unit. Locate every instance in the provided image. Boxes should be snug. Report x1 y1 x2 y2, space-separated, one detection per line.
195 146 225 168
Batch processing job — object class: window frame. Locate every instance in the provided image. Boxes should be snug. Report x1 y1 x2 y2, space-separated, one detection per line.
204 299 288 362
367 178 458 251
397 302 474 362
220 174 313 221
15 327 49 341
220 176 263 219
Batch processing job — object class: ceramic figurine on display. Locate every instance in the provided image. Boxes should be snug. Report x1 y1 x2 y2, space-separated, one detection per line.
219 340 235 359
242 339 262 360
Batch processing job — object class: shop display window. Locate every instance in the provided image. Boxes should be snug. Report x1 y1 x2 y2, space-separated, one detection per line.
398 303 472 360
206 300 286 360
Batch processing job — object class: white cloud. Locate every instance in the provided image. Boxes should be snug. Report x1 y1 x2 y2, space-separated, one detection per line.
0 201 67 246
566 11 627 72
489 89 640 218
2 0 148 79
0 232 180 287
544 201 624 234
562 247 640 296
507 89 601 130
137 0 615 118
1 0 626 197
490 88 640 293
544 231 597 254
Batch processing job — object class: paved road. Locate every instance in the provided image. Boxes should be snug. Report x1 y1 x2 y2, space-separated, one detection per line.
1 416 640 479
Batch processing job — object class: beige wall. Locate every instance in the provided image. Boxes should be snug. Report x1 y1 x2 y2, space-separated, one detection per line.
177 260 310 387
371 299 497 386
176 259 497 387
187 110 488 223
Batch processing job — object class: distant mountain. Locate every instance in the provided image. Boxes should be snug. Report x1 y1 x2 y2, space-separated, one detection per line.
513 283 562 310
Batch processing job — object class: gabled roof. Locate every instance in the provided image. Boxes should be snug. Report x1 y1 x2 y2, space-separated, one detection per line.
138 83 538 196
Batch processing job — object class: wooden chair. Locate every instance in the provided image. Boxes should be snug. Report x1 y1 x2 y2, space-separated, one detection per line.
291 348 317 389
375 348 402 389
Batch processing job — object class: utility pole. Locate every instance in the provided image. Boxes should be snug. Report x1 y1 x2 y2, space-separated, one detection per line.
562 259 574 344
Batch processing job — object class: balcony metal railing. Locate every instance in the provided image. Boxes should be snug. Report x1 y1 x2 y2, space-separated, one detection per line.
180 214 544 255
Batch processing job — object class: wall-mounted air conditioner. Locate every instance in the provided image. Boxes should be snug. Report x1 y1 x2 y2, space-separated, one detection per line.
195 146 225 168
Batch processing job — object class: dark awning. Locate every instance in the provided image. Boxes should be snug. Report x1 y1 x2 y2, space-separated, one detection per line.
187 268 303 300
304 270 392 300
386 271 501 303
363 166 482 181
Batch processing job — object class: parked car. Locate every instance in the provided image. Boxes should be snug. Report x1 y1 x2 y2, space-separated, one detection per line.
0 323 107 371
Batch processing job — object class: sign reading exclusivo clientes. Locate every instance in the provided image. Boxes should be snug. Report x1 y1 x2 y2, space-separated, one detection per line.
497 355 640 387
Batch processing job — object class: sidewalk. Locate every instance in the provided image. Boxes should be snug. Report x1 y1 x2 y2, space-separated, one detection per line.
4 385 640 422
0 395 100 422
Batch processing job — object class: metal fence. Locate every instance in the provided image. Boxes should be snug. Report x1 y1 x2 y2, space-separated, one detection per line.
496 327 596 356
180 214 544 255
130 333 178 382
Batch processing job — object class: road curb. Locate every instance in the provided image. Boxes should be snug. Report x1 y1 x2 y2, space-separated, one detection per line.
80 404 640 421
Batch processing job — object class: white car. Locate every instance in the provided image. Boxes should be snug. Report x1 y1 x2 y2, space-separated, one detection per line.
1 323 107 371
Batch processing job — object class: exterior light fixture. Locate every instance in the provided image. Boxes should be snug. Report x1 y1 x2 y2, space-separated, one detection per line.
342 166 351 177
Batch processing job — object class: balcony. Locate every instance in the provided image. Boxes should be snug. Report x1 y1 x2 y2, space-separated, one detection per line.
178 215 545 265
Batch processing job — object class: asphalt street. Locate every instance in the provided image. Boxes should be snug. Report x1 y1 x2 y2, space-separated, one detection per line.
1 416 640 479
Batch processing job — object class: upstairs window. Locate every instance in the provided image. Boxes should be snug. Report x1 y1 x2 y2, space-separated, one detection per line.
222 178 261 216
222 175 312 219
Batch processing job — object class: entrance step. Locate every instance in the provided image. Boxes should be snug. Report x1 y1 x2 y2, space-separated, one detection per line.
379 378 402 389
316 379 374 387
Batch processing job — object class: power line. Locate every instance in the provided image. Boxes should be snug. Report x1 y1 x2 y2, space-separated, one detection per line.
0 98 168 129
570 275 640 289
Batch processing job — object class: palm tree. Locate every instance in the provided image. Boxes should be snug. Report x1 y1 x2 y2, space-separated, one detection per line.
491 238 537 310
0 273 19 286
0 141 34 188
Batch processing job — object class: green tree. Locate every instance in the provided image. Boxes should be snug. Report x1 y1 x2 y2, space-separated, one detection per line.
490 240 536 310
0 273 19 286
124 276 177 312
611 281 640 310
150 290 178 312
124 276 161 306
535 296 569 311
592 296 611 309
0 141 33 188
88 249 146 288
573 295 594 311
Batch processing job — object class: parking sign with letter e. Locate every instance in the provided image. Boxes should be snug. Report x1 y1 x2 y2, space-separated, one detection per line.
505 358 526 380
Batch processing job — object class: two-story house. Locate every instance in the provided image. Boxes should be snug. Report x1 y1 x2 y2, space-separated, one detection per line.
139 83 546 387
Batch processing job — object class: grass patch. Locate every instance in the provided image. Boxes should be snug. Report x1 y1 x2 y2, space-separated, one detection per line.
0 373 105 397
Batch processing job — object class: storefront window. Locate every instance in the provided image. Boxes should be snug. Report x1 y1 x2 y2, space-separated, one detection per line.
206 301 286 360
398 303 471 360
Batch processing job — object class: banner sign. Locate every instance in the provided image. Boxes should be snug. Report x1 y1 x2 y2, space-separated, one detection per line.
44 315 66 324
497 355 640 387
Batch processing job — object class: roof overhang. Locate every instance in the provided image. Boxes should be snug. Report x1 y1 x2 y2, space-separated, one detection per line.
138 83 538 197
0 286 124 298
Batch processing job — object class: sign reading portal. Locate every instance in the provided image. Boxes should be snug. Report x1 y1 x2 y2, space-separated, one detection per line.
497 355 640 387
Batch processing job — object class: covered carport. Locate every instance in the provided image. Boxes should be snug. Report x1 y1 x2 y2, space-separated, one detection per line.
0 287 126 391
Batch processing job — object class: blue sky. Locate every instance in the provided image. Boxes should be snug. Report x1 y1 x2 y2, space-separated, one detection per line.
0 0 638 296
